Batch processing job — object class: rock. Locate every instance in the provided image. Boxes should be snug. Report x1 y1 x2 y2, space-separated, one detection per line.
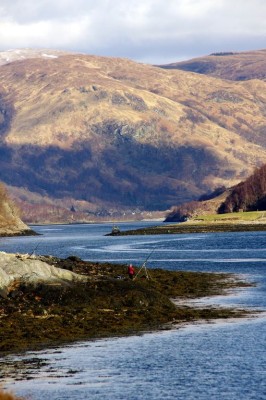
0 252 87 297
0 183 34 237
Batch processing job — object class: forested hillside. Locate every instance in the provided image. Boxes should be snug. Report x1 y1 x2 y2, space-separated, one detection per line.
219 164 266 213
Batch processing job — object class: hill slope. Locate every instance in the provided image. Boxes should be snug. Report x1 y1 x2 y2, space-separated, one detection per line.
1 49 266 217
158 49 266 81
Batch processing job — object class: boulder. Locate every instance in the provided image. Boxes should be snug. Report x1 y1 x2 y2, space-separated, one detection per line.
0 252 87 297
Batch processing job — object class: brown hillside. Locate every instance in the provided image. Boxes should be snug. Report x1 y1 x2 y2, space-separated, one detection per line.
1 50 266 215
159 49 266 81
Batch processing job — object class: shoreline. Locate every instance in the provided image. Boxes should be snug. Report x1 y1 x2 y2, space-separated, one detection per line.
0 255 254 358
106 221 266 236
0 229 38 238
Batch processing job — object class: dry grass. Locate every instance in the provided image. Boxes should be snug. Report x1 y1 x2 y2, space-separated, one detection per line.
3 52 266 164
161 49 266 81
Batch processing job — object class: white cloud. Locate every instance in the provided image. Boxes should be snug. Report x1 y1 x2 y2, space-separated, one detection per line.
0 18 91 49
0 0 265 63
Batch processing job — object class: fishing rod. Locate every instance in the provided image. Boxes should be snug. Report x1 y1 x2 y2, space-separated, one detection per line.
133 247 155 281
29 241 42 257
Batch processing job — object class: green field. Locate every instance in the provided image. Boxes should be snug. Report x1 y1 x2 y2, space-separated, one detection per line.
192 211 266 222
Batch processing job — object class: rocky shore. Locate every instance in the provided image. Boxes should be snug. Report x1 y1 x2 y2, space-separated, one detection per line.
0 252 252 357
0 229 37 238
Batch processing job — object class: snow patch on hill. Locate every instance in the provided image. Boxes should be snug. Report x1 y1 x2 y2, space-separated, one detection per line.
0 48 69 66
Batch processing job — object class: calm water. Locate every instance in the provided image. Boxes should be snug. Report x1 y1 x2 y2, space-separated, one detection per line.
1 223 266 399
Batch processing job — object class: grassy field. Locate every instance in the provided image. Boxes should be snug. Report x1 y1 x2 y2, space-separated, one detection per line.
192 211 266 222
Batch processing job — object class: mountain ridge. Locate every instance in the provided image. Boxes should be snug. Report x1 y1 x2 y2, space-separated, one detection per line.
158 49 266 81
1 49 266 221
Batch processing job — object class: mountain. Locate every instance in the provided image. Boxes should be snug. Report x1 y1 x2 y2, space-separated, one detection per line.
158 49 266 81
1 49 266 221
0 182 32 236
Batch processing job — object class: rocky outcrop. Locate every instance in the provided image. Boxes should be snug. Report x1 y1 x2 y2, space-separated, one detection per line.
0 183 33 236
0 252 87 297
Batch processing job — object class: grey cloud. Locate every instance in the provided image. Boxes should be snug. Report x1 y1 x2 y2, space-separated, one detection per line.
0 0 96 22
0 0 266 63
77 32 266 65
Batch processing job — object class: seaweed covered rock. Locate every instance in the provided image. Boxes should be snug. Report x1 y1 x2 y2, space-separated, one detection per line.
0 255 250 354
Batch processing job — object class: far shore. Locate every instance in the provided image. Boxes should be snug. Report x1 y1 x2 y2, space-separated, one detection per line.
107 222 266 236
0 229 38 238
107 213 266 236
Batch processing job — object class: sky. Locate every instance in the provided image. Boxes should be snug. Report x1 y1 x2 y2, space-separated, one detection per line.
0 0 266 64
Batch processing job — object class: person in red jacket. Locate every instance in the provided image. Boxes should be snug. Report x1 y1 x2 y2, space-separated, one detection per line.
128 264 135 279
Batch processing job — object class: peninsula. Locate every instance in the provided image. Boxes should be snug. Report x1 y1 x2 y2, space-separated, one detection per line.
107 211 266 236
0 252 251 356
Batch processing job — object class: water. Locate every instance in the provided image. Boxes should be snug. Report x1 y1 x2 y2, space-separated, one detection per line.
1 223 266 399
